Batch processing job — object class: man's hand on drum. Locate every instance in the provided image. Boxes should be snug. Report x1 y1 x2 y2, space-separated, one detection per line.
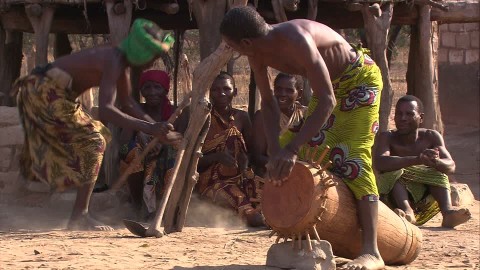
266 147 297 186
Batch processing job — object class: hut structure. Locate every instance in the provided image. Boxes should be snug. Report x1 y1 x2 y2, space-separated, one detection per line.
0 0 478 233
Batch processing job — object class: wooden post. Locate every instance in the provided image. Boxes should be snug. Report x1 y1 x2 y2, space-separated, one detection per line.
361 3 394 132
406 5 444 132
104 0 133 186
163 42 234 233
190 0 227 60
0 27 23 106
105 0 132 44
415 5 443 131
25 4 55 66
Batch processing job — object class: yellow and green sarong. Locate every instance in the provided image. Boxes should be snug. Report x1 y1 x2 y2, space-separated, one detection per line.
280 45 383 200
377 165 450 225
14 66 111 191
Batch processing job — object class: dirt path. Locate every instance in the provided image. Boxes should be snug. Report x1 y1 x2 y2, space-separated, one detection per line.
0 123 478 270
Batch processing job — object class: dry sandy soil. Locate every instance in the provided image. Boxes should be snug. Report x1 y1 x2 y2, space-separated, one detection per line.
0 123 478 270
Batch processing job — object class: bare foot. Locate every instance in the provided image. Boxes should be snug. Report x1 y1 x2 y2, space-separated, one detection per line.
340 254 385 270
394 208 416 225
441 208 471 228
67 214 114 231
394 208 406 218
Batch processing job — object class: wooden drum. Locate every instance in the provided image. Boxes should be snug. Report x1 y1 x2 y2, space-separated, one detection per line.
261 161 422 265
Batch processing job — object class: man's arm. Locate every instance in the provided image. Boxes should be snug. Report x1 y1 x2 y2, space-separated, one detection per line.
373 131 420 172
427 130 456 174
251 110 269 168
249 59 282 157
116 71 156 123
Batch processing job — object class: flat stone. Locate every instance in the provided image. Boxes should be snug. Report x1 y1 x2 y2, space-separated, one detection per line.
451 183 475 207
0 125 24 146
266 240 336 270
0 106 20 127
0 147 13 171
448 49 464 64
465 49 479 64
0 171 22 193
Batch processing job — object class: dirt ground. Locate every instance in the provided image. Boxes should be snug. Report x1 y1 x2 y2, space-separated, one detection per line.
0 123 478 270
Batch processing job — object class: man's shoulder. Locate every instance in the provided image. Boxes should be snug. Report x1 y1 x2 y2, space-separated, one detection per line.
418 128 442 137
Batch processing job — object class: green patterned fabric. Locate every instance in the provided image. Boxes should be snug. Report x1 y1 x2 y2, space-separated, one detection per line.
279 44 383 200
377 165 450 225
118 18 174 66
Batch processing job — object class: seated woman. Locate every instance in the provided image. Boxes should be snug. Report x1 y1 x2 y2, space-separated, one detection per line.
196 72 265 227
252 73 307 177
119 70 176 220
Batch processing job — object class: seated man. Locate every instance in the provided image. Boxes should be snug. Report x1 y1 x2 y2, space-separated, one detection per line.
12 19 181 231
252 73 306 177
196 72 265 227
119 70 176 220
374 95 471 228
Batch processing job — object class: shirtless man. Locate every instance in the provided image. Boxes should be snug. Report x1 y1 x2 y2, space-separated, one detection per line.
13 19 182 231
374 95 471 228
221 7 384 270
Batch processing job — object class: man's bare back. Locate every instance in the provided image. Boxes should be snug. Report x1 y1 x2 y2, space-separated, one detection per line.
253 19 356 80
52 46 126 97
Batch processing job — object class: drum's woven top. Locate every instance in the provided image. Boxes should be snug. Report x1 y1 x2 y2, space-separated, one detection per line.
262 162 315 229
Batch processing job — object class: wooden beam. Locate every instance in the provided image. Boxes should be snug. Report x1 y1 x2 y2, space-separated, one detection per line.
0 0 477 35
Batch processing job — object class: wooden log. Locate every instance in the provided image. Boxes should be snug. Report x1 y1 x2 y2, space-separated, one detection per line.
408 5 444 132
163 42 234 233
361 3 394 132
190 0 226 60
0 26 22 106
173 118 210 231
25 4 55 66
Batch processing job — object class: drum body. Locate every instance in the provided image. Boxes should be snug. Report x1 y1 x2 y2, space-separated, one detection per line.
261 161 422 265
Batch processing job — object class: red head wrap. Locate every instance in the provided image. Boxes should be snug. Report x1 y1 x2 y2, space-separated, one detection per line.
139 70 170 93
138 70 173 121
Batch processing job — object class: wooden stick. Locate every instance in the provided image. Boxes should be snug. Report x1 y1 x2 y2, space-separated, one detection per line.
313 226 321 241
269 230 276 238
306 231 313 252
316 145 330 164
291 234 296 248
110 93 191 191
275 236 281 244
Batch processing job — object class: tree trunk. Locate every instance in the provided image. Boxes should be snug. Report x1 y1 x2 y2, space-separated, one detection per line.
361 3 394 132
25 4 55 66
406 6 443 132
172 29 185 107
414 5 443 131
191 0 227 60
0 27 23 106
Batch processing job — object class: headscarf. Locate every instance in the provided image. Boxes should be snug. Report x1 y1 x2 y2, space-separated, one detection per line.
118 18 174 66
139 70 174 121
